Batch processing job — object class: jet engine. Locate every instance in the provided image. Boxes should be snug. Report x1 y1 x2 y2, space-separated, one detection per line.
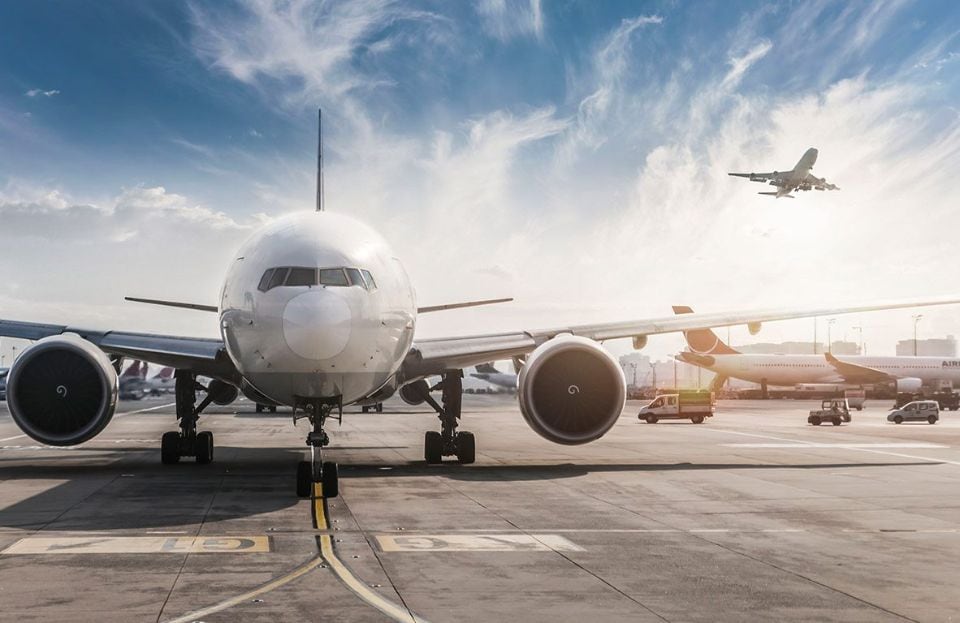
207 379 239 406
399 379 430 405
518 335 626 445
6 334 118 446
896 377 922 393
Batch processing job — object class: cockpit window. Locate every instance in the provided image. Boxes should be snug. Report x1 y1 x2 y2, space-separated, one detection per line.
361 269 377 290
258 266 374 291
346 268 367 288
268 267 288 290
286 267 317 287
319 268 349 286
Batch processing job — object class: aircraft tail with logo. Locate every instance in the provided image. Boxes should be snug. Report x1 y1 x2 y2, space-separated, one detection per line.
672 306 740 355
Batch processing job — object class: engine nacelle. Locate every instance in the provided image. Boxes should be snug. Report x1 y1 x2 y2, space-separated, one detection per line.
518 335 625 445
6 334 118 446
399 379 430 406
747 321 762 335
207 379 239 406
896 377 922 393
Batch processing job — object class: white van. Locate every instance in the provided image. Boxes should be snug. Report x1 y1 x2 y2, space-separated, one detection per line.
887 400 939 425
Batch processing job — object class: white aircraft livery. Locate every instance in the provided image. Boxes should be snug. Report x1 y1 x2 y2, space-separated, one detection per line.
729 147 840 198
1 114 958 498
674 306 960 393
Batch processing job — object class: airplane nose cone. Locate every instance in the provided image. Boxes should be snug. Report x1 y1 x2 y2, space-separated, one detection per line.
282 290 352 360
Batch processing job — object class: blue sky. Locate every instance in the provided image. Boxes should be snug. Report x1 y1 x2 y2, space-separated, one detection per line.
2 0 960 359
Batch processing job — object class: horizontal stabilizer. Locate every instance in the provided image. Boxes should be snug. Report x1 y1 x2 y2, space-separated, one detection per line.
125 297 218 313
758 192 793 198
418 297 512 314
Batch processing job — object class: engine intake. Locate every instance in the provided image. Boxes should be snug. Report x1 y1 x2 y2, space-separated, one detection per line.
518 335 625 445
6 334 118 446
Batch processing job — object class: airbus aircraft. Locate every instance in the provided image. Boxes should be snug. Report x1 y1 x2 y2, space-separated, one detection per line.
1 113 958 499
674 306 960 393
729 148 839 198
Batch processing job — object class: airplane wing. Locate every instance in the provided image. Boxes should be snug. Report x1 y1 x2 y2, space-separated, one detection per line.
401 295 960 380
0 319 238 381
803 173 839 190
728 171 783 183
823 352 892 385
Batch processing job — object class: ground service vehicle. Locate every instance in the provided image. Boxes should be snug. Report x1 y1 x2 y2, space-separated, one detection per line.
844 389 866 410
638 390 714 424
808 398 851 426
888 400 940 424
894 391 959 411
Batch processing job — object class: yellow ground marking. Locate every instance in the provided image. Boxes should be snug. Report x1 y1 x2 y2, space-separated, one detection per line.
313 482 327 528
3 535 268 555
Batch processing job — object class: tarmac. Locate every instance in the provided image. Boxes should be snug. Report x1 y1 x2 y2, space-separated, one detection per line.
0 394 958 622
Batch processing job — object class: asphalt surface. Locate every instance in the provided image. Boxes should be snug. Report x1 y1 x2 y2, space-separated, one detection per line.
0 394 958 622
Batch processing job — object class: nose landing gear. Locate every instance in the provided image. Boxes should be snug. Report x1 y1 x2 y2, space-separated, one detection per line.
421 370 475 465
295 400 340 498
161 370 217 465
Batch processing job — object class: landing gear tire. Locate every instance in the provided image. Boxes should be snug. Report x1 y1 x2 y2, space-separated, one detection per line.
161 431 180 465
296 461 312 498
196 431 214 464
455 431 475 464
321 461 339 498
425 431 443 464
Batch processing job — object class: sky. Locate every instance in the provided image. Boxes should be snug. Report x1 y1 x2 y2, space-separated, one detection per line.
2 0 960 363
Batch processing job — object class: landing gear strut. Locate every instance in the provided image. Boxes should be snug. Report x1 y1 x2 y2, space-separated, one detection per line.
295 400 339 498
161 370 215 465
422 370 475 465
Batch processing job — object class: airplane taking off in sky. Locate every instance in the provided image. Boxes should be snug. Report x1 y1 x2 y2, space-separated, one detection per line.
1 113 958 499
673 306 960 393
729 148 839 198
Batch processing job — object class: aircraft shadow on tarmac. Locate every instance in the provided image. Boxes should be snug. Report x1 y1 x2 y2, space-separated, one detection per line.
339 460 940 482
0 444 940 531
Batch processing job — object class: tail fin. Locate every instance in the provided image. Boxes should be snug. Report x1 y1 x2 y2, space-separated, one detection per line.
120 360 141 379
672 306 740 355
152 367 174 380
475 363 500 374
758 191 794 198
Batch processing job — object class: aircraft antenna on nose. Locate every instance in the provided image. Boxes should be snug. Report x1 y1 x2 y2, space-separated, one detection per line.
316 108 324 212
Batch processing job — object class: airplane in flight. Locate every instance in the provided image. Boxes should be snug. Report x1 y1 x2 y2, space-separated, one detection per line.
673 306 960 394
1 112 958 499
729 148 839 198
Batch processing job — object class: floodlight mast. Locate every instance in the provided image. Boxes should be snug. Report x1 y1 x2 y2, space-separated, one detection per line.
316 108 324 212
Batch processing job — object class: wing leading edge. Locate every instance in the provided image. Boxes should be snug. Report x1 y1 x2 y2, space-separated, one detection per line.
404 294 960 380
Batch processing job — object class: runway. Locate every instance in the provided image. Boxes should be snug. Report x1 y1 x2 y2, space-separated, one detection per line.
0 395 958 622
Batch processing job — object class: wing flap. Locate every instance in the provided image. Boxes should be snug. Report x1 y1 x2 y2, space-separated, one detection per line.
417 297 512 314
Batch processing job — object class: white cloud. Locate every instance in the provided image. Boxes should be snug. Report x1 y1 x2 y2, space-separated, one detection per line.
475 0 544 41
24 89 60 98
721 40 773 89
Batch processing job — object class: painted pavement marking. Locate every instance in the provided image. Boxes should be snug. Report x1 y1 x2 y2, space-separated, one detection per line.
376 533 585 553
3 535 269 555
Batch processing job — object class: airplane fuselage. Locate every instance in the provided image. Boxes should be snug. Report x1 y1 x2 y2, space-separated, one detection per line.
219 211 416 406
689 353 960 387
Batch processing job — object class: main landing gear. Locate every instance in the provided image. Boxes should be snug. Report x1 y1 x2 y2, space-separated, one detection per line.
295 400 340 498
421 370 475 465
161 370 215 465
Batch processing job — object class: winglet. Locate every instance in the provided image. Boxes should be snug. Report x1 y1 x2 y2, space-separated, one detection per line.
417 298 512 314
125 297 219 313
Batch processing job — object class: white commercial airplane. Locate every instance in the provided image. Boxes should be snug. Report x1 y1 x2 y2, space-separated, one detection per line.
1 112 958 498
673 306 960 394
729 148 839 198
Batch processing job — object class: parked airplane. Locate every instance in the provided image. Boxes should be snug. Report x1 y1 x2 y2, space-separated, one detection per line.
118 360 148 400
1 112 958 499
146 366 175 395
470 362 518 391
729 148 839 198
673 306 960 393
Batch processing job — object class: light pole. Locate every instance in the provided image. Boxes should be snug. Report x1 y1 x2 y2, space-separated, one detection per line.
852 325 863 355
827 318 836 354
629 362 637 387
649 362 656 391
813 317 817 354
913 314 923 356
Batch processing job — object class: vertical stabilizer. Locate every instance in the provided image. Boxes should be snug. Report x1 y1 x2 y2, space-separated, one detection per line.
672 306 740 355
